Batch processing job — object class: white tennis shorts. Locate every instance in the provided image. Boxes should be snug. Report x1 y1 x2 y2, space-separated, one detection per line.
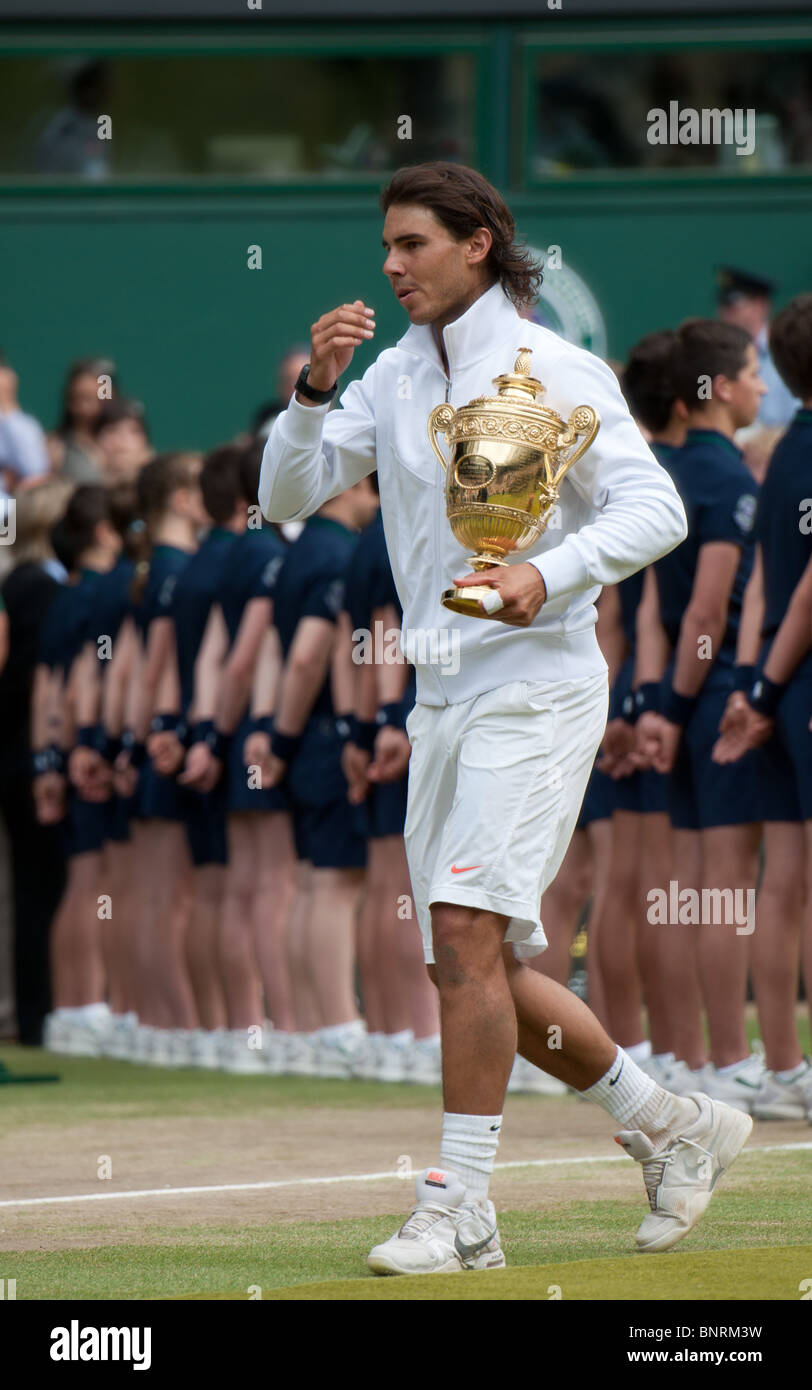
403 673 609 963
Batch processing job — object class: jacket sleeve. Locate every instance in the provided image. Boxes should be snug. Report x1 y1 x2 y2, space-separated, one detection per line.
258 363 378 523
527 350 688 603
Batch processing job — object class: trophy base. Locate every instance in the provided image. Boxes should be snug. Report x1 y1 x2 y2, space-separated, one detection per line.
442 585 500 620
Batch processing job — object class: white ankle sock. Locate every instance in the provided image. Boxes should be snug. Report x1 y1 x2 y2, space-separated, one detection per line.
386 1030 413 1047
440 1112 502 1202
583 1047 699 1145
625 1039 652 1063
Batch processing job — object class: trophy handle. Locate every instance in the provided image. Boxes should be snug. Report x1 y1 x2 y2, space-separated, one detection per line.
427 403 455 473
551 406 600 487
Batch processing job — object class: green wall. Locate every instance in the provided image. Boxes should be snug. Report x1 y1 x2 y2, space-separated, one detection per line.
3 176 810 451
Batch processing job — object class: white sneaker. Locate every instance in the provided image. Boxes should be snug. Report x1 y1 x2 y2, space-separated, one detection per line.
367 1168 506 1276
147 1028 174 1067
220 1028 268 1074
103 1012 139 1060
699 1050 766 1113
316 1026 366 1079
507 1055 567 1096
263 1027 289 1077
283 1032 319 1077
752 1061 812 1121
615 1091 753 1253
348 1033 381 1080
375 1034 413 1083
186 1028 226 1070
406 1037 442 1086
640 1052 703 1097
42 1008 109 1057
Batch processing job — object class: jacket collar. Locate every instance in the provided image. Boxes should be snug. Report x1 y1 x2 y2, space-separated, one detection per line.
396 281 520 375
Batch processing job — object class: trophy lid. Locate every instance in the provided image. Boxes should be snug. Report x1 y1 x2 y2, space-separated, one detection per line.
492 347 546 404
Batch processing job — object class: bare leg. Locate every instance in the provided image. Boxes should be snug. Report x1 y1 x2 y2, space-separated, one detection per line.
504 948 617 1088
698 824 760 1068
637 813 674 1056
220 817 263 1029
307 866 363 1027
286 861 319 1031
804 823 812 1038
751 822 804 1071
185 863 228 1031
583 818 613 1027
356 841 388 1034
146 822 195 1029
431 903 516 1114
252 812 297 1031
665 829 706 1068
598 811 645 1047
50 851 105 1007
533 829 592 986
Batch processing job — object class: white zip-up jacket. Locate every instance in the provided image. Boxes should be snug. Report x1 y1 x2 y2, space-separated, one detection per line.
259 282 687 705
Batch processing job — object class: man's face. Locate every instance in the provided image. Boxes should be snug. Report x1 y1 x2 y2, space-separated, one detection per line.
725 343 767 429
381 204 490 328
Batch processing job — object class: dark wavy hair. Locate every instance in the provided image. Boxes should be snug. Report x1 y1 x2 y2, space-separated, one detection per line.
622 330 679 434
770 294 812 400
380 162 543 309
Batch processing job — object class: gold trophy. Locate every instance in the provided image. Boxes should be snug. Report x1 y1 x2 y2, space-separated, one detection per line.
428 347 600 618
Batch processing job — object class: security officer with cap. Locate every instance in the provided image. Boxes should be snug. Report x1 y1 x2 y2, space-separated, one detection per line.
717 266 800 428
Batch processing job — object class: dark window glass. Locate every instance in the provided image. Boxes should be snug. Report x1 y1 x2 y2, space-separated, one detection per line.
530 48 812 176
0 53 476 181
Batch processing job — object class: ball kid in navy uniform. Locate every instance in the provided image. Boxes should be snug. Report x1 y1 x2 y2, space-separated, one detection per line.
37 486 122 1054
639 319 766 1110
182 441 297 1072
615 331 700 1095
340 497 441 1083
265 477 379 1078
713 293 812 1121
124 452 205 1063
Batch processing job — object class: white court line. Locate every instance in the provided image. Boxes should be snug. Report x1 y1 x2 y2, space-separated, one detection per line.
1 1141 809 1211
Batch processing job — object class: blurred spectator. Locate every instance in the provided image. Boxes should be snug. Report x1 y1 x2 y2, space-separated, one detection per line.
49 357 117 483
0 354 50 496
35 60 112 181
93 397 153 483
717 266 800 428
252 347 311 438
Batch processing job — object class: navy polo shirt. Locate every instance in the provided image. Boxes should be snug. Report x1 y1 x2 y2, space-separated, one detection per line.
274 515 358 721
220 524 287 646
171 527 240 711
654 429 758 669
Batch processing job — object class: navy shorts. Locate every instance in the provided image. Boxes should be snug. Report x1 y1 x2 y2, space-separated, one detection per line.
357 776 408 840
65 792 108 857
136 761 185 823
105 790 138 843
182 783 228 867
610 767 669 815
668 678 760 831
289 718 366 869
755 664 812 823
226 714 288 815
576 762 615 828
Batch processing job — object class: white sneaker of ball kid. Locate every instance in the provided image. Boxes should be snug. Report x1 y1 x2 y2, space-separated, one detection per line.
752 1061 812 1121
698 1049 766 1113
367 1167 506 1276
615 1091 752 1253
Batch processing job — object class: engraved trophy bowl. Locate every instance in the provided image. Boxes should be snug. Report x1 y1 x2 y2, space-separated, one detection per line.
427 347 600 619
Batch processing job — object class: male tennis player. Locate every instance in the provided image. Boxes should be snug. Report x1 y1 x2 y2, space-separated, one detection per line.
259 162 753 1275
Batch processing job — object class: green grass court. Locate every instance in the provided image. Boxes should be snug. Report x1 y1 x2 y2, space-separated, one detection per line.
1 1026 810 1302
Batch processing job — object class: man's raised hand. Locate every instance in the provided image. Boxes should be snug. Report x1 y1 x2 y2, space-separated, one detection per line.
303 300 375 396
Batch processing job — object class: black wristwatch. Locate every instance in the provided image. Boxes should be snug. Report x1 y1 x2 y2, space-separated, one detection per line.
295 364 337 404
